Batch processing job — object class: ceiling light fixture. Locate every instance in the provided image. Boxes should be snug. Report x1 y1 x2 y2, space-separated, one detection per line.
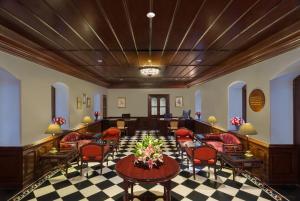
140 66 160 77
140 0 160 77
97 59 103 63
196 59 202 63
146 12 155 18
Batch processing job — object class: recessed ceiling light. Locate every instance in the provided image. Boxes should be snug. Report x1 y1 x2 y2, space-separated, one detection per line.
196 59 202 63
119 78 124 81
146 12 155 18
97 59 102 63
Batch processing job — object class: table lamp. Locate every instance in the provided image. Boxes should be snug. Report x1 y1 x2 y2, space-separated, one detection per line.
45 123 62 154
207 116 217 125
82 116 93 124
238 123 257 157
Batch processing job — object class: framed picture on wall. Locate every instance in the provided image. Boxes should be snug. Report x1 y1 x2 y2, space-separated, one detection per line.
175 96 183 107
77 97 82 109
86 97 91 108
117 97 126 108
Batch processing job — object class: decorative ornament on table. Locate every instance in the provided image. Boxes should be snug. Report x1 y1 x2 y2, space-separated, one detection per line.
133 135 164 169
195 111 201 119
94 111 100 121
52 116 66 127
230 116 244 130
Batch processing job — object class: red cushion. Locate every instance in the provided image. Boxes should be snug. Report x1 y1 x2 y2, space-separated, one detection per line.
103 127 120 136
220 133 241 144
61 132 80 142
206 141 224 152
204 134 221 141
175 128 192 137
177 137 193 143
186 147 216 165
81 144 110 161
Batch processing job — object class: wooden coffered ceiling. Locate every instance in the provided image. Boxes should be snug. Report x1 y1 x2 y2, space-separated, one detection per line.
0 0 300 88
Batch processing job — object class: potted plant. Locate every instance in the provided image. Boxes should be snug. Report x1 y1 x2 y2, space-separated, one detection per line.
133 135 164 169
195 111 201 119
94 111 100 121
230 116 244 130
52 116 66 127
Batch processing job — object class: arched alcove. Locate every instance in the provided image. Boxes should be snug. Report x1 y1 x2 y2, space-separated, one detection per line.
228 81 246 130
0 68 21 146
94 93 101 114
52 82 69 129
270 60 300 144
194 90 202 119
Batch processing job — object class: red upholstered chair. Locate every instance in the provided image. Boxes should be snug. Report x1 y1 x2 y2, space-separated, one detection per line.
185 145 218 180
102 127 121 157
174 128 194 156
60 132 92 151
203 133 242 153
80 143 110 176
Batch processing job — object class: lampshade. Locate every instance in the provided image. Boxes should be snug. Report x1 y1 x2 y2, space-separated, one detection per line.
82 116 93 124
45 123 62 135
238 123 257 136
208 116 217 124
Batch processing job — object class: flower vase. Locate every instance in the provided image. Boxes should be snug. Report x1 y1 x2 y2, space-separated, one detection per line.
235 125 240 130
94 116 98 121
197 115 201 120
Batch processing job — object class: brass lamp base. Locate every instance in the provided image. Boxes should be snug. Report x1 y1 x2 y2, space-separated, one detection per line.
49 147 58 154
244 150 253 158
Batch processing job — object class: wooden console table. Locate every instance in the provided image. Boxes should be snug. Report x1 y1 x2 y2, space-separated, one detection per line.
39 149 78 176
220 152 263 181
115 154 180 201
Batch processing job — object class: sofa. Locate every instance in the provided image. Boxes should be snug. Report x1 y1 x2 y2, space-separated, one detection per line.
203 133 243 153
60 132 94 150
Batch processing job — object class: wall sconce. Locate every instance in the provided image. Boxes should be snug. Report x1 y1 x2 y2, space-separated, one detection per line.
83 93 87 104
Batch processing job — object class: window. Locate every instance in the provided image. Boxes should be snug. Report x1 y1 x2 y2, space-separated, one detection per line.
52 82 69 129
228 81 246 130
148 94 170 117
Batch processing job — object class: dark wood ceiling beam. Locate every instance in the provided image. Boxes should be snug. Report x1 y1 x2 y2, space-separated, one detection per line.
95 0 130 65
122 0 140 66
187 20 300 87
174 0 234 71
0 29 109 87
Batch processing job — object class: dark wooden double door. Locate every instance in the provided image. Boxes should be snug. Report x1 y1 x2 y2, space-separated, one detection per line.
294 76 300 184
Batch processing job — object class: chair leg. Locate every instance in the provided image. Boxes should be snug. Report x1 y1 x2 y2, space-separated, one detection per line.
208 166 211 178
214 165 217 180
86 162 89 177
80 160 83 176
193 164 196 180
100 161 103 174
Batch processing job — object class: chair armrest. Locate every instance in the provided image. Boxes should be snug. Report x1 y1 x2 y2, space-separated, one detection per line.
60 141 78 149
223 144 243 153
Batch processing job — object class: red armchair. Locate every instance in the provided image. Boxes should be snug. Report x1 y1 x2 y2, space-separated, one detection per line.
102 127 121 157
185 145 218 180
80 143 110 176
174 128 194 157
203 133 242 153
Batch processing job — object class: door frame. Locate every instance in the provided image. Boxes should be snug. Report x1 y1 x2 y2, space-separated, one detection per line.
148 94 170 118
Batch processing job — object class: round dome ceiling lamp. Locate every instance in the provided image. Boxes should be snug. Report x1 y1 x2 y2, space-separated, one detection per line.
140 66 160 77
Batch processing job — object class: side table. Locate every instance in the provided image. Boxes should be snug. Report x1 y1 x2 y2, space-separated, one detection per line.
39 149 79 176
220 152 263 181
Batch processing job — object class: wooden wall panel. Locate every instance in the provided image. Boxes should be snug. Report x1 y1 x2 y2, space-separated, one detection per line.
0 121 102 189
193 120 299 184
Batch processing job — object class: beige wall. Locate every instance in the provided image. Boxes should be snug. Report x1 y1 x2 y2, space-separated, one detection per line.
107 88 193 117
190 47 300 144
0 51 107 146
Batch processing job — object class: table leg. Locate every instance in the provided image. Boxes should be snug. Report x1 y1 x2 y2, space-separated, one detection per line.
232 168 236 181
130 183 134 201
163 180 171 201
123 179 129 201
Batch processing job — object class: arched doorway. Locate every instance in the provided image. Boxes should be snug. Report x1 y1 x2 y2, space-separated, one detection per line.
228 81 247 130
52 82 69 129
293 75 300 184
0 68 21 146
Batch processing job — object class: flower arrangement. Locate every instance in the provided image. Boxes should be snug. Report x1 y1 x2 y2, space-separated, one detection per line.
195 111 201 119
52 117 66 126
230 116 244 126
94 111 100 120
133 135 164 169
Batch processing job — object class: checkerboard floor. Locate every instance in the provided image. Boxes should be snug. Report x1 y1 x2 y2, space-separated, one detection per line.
18 131 276 201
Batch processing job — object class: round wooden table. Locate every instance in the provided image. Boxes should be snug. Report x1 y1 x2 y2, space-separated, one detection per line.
115 154 180 201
